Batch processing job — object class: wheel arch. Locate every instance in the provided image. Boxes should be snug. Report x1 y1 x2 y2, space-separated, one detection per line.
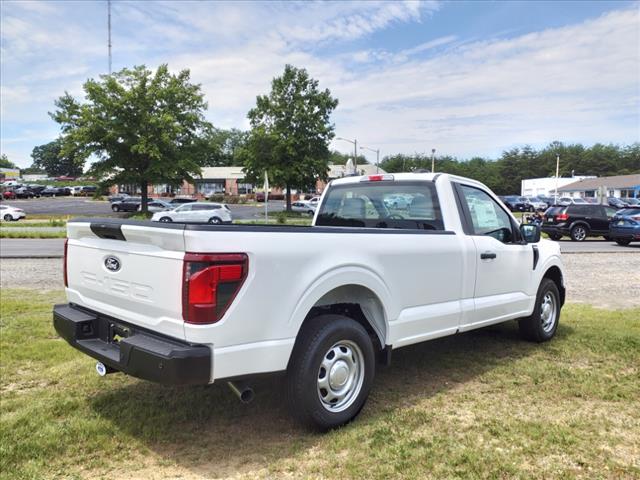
542 265 565 306
288 267 393 352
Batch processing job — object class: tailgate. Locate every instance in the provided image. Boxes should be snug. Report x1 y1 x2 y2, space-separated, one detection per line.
65 220 187 340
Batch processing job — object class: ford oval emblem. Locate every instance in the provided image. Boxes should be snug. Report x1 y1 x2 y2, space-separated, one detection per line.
104 255 121 272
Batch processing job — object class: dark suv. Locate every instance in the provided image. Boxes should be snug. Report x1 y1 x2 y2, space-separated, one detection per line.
542 204 618 241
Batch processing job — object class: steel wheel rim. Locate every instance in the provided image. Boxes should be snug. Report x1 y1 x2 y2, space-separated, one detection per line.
317 340 365 413
574 227 586 241
540 292 556 333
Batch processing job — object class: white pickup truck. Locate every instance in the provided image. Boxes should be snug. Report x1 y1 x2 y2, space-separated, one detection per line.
54 173 565 430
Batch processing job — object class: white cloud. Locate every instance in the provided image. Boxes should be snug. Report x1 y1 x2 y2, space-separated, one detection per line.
1 1 638 167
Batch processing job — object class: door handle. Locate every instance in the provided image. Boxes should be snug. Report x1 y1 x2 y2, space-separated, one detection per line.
480 252 497 260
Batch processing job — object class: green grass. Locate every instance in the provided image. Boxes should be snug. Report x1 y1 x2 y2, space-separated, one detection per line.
0 230 66 239
1 290 638 479
0 219 66 228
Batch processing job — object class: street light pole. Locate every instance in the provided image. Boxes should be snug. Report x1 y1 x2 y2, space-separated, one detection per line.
360 145 380 173
555 154 560 204
431 148 436 173
336 137 358 174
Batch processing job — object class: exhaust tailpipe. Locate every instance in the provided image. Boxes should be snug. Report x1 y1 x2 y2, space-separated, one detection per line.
227 381 254 404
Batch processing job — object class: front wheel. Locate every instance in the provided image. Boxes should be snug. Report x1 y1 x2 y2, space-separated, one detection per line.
159 216 172 223
4 214 13 221
287 315 375 431
112 205 120 212
570 224 588 241
519 278 561 342
615 238 631 246
208 217 222 224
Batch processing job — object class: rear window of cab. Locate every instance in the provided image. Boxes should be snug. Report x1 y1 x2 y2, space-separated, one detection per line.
316 181 444 230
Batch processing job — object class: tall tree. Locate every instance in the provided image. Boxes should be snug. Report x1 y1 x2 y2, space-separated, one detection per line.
0 154 17 169
51 65 211 211
199 127 248 167
329 150 368 165
30 139 84 177
241 65 338 210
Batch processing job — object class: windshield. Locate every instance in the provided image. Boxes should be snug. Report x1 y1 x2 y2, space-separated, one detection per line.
316 181 444 230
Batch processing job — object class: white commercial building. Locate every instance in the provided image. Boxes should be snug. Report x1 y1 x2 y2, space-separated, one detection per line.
521 176 595 197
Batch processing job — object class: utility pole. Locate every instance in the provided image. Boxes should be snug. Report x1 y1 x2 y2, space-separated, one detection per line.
108 0 112 74
554 153 560 204
431 148 436 173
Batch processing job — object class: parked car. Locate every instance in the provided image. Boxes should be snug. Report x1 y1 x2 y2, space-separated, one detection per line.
55 172 565 430
500 195 532 212
289 201 316 215
27 185 46 196
542 204 617 241
2 190 16 200
0 204 26 221
608 197 628 209
14 187 37 199
383 194 411 209
108 193 131 203
168 197 197 205
621 198 639 206
80 186 97 196
557 197 589 206
256 191 286 201
147 199 173 212
151 202 232 224
308 196 321 208
41 186 68 197
524 196 548 211
608 208 640 246
111 197 141 212
69 186 84 196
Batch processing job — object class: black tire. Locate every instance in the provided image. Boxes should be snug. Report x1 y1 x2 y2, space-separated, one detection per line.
570 224 588 242
519 278 561 343
308 210 315 216
549 233 562 241
286 315 376 431
112 205 120 212
208 217 222 224
3 214 13 221
603 235 611 241
159 216 172 223
615 238 631 246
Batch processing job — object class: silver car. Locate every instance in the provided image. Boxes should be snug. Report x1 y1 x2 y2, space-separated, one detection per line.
151 202 232 224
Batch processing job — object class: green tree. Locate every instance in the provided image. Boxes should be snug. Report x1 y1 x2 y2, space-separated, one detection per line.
241 65 338 210
329 150 368 165
199 127 248 167
51 65 211 211
0 154 17 169
30 139 84 177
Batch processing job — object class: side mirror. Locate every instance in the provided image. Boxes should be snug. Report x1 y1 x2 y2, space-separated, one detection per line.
520 223 541 243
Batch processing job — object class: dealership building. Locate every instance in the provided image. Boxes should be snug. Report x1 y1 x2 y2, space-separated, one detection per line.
557 174 640 199
114 164 385 198
520 176 595 197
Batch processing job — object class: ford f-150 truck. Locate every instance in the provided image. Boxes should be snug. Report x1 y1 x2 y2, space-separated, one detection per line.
54 173 565 430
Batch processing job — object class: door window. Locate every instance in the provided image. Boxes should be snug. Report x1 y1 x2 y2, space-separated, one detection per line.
176 204 193 212
459 185 514 243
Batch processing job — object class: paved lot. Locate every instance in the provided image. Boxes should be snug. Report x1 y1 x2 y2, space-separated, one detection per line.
558 238 640 253
2 253 638 310
2 197 283 220
1 238 65 257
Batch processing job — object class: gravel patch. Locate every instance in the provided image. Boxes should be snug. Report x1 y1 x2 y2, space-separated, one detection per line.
1 258 63 291
1 254 639 309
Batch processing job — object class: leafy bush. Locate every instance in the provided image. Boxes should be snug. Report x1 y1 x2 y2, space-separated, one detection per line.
276 211 287 224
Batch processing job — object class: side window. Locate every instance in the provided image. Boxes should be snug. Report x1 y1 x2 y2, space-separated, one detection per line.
176 204 193 212
459 185 514 243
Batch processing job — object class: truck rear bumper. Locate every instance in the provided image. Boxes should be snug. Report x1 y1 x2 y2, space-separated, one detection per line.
53 304 211 385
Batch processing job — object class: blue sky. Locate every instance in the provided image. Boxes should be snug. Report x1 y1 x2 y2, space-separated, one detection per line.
1 0 639 168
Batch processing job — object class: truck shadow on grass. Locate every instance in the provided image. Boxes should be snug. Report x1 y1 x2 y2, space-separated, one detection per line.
89 321 574 477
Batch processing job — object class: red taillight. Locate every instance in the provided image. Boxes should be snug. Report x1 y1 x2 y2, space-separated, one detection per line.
555 213 569 221
63 239 69 287
182 253 248 324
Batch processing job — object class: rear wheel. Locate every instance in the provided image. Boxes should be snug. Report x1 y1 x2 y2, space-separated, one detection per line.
519 278 560 342
112 205 120 212
615 238 631 246
4 214 13 221
159 216 172 223
208 217 222 224
287 315 375 431
570 224 588 241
